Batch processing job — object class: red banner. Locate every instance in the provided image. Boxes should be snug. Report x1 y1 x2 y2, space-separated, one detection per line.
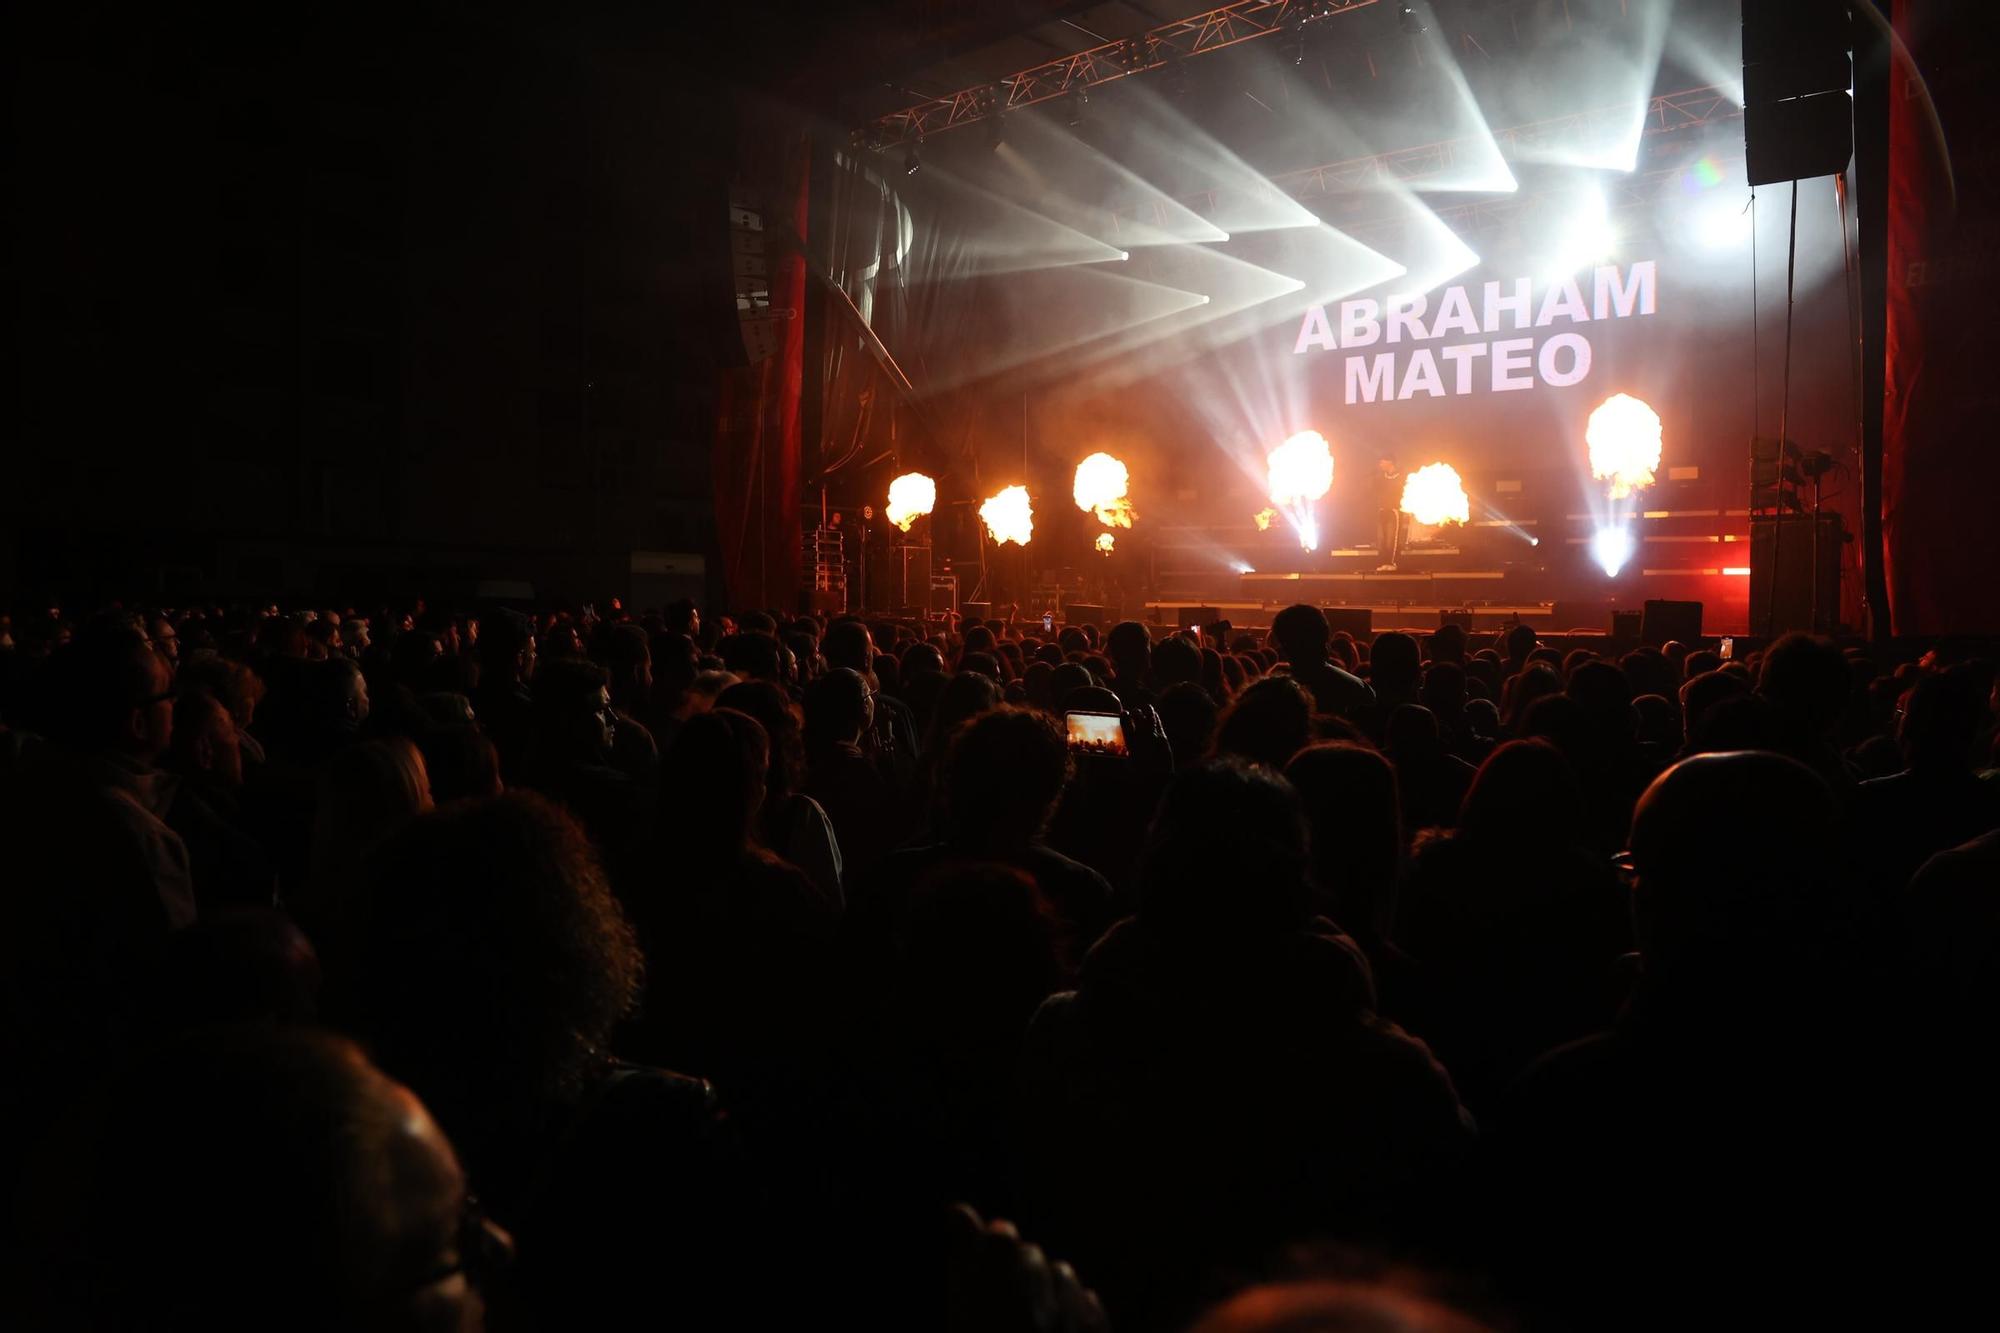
712 124 808 615
1884 1 2000 633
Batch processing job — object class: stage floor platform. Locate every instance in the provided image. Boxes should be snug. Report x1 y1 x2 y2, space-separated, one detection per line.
1143 600 1556 633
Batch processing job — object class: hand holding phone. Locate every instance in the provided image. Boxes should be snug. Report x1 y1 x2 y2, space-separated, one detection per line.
1065 710 1129 758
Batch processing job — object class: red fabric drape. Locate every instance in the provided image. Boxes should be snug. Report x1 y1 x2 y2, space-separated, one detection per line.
712 126 808 615
1883 1 2000 634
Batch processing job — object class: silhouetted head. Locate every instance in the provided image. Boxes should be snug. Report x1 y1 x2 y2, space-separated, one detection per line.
1106 621 1153 682
347 791 642 1133
1214 676 1315 771
718 680 805 804
1632 693 1683 750
1566 658 1634 735
1156 680 1220 767
804 667 872 750
823 620 875 674
1370 632 1421 696
170 688 243 787
1420 661 1466 721
1151 634 1202 689
1520 693 1590 764
1270 604 1330 665
1899 666 1989 773
1189 1279 1492 1333
928 671 1003 754
89 1026 493 1333
1628 750 1841 983
47 620 175 759
1141 760 1310 939
418 725 503 803
594 623 652 709
1430 622 1467 664
717 632 782 683
1385 703 1442 763
1049 662 1096 714
310 737 433 884
1456 739 1587 847
901 640 945 679
662 709 770 858
478 609 534 683
945 706 1072 849
1758 632 1849 737
1680 668 1749 742
530 656 614 764
1286 742 1403 941
1505 622 1538 666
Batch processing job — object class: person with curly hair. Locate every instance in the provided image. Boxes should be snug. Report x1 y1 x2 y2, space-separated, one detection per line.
333 790 753 1330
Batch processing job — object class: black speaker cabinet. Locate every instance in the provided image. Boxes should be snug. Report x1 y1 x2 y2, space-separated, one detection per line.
1750 515 1842 635
1610 610 1644 641
1743 0 1853 185
1064 603 1108 627
1640 600 1703 646
1177 605 1220 629
1323 607 1373 639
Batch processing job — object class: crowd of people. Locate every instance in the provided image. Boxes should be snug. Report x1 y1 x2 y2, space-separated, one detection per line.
1 596 1997 1331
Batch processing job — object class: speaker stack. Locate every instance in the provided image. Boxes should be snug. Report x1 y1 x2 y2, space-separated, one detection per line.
1743 0 1854 185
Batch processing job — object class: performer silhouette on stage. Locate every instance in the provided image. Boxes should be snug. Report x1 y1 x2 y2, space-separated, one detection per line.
1374 455 1405 571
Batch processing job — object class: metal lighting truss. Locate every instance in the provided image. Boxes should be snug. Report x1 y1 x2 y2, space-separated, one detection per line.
1270 85 1742 199
860 0 1380 149
1100 85 1739 238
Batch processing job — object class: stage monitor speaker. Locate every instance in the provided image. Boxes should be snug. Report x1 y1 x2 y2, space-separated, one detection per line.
1064 603 1107 627
1610 610 1644 641
1742 0 1852 185
1324 607 1372 639
1550 600 1608 631
1177 606 1220 630
1438 609 1473 631
960 601 991 624
1750 515 1842 635
1640 600 1703 646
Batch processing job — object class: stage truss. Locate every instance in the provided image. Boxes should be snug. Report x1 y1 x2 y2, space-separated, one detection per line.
858 0 1381 149
1108 85 1742 240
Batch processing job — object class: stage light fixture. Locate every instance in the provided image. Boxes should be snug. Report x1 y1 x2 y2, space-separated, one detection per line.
1066 85 1088 128
1591 525 1635 578
903 142 920 175
1398 4 1425 36
987 113 1006 151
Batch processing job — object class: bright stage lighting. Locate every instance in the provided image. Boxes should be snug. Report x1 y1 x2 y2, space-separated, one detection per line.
885 472 936 531
1072 452 1136 528
1266 430 1335 552
980 485 1034 546
1543 187 1618 278
1591 525 1635 577
1399 462 1470 527
1095 532 1116 554
1586 393 1663 500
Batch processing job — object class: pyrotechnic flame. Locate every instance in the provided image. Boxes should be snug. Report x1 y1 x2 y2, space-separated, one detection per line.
1266 431 1335 505
1265 431 1334 552
1072 453 1136 529
1094 532 1115 554
1253 508 1276 531
884 472 936 531
1399 462 1470 527
1586 393 1663 501
980 485 1034 546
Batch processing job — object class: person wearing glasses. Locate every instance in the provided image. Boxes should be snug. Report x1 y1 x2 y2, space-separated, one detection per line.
79 1025 509 1332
